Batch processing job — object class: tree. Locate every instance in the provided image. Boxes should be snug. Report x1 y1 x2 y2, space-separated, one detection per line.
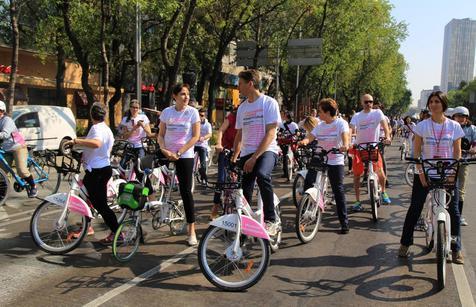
7 0 20 113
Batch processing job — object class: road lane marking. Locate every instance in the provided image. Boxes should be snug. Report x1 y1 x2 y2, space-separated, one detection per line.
84 190 293 306
84 246 196 307
453 263 476 307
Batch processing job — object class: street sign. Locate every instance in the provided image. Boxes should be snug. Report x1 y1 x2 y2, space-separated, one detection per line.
236 41 270 66
287 38 322 66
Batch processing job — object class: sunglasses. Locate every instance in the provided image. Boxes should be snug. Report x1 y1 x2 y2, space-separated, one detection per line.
130 106 140 110
200 114 205 117
364 100 374 104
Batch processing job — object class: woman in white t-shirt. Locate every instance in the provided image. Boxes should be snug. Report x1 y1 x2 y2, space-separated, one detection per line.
65 102 118 244
158 83 200 246
299 98 350 234
119 99 153 158
399 91 465 264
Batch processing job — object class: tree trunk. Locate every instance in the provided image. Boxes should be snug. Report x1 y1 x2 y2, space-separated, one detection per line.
100 0 109 105
196 60 211 104
108 61 129 129
207 43 227 122
7 0 20 113
55 35 67 107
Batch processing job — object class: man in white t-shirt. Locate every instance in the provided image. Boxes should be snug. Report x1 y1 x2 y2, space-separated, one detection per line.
232 69 281 235
279 111 299 180
350 94 392 211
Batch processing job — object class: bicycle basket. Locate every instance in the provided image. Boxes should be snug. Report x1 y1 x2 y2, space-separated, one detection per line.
307 155 327 170
117 182 149 211
44 150 82 173
141 138 159 155
359 148 379 163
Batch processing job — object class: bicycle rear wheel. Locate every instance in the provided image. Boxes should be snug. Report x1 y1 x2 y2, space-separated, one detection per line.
295 193 321 243
369 180 378 222
113 217 141 262
0 168 10 206
436 220 447 290
30 200 89 254
404 164 414 187
198 225 270 291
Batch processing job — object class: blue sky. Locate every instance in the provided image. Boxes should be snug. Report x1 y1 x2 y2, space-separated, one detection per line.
389 0 476 105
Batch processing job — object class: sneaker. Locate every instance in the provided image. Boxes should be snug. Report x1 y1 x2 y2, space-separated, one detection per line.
452 251 464 265
460 217 468 226
99 232 115 245
265 221 278 236
340 225 349 234
398 245 409 258
28 186 38 198
382 192 391 204
187 234 198 246
352 201 363 212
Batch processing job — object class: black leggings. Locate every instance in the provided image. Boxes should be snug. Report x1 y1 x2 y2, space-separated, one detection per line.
83 166 118 233
175 158 195 224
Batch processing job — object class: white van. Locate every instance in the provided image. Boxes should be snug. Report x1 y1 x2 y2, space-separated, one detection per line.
12 105 77 154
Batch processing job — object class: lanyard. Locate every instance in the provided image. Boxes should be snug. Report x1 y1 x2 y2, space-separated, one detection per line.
431 119 446 155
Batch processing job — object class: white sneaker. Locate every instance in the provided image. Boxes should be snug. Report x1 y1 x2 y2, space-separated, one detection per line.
187 234 198 246
460 217 468 226
265 221 278 236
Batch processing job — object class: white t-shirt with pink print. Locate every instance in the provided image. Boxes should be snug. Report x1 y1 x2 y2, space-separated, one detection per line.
414 118 464 159
236 94 281 157
160 105 200 159
350 109 385 144
311 118 349 165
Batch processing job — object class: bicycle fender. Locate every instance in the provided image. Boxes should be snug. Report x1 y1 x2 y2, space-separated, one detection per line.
437 211 447 223
297 170 307 178
304 188 318 202
45 193 68 207
68 194 94 219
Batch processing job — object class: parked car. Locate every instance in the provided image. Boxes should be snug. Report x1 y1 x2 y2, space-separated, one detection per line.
12 105 77 155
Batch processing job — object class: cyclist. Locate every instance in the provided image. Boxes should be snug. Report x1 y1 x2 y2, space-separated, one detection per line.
65 102 119 244
402 116 416 157
279 111 299 181
372 101 390 188
399 91 465 263
299 98 350 234
232 69 281 235
194 108 212 184
0 100 37 198
158 83 200 246
452 106 476 226
350 94 392 211
211 106 237 219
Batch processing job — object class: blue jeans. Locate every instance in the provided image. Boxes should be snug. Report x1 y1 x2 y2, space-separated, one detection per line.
240 152 278 222
400 174 461 251
194 146 208 181
304 165 348 227
213 151 229 204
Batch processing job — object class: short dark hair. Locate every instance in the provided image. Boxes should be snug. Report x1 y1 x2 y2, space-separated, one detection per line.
91 102 107 121
318 98 338 117
426 91 448 112
172 83 190 96
199 108 206 113
238 69 261 89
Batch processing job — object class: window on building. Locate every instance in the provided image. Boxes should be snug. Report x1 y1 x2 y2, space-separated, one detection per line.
28 88 57 106
15 112 40 128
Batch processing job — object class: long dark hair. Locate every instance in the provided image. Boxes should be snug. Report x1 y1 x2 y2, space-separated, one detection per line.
426 91 448 112
125 99 141 122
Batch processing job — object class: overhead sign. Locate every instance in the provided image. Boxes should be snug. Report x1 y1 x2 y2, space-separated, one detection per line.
236 41 270 66
287 38 322 66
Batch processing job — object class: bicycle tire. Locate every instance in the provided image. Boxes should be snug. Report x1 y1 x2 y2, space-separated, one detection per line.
198 225 270 291
112 218 141 262
30 200 89 254
295 193 321 243
369 180 378 222
404 164 414 187
292 174 305 208
436 220 446 290
0 167 10 206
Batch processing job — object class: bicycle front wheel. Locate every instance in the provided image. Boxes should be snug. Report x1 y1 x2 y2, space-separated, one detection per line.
436 220 447 290
292 173 305 207
30 201 89 254
404 164 414 187
198 226 270 291
295 194 321 243
113 218 141 262
369 180 378 222
0 167 10 206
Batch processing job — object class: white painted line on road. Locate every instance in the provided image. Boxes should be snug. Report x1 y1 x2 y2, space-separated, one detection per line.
83 190 293 306
452 263 476 307
84 246 196 307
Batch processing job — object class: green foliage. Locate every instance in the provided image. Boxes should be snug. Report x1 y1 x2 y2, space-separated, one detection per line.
447 79 476 108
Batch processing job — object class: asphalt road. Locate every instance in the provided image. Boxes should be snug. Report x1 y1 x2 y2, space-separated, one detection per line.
0 140 475 307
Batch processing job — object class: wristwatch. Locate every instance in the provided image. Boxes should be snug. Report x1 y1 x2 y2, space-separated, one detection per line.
176 151 182 157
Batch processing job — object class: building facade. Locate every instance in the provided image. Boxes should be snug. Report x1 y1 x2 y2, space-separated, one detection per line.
418 86 440 110
440 18 476 93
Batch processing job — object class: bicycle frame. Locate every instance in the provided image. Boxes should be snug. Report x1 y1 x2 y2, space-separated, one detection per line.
0 150 50 187
367 161 380 200
304 171 327 212
425 189 452 254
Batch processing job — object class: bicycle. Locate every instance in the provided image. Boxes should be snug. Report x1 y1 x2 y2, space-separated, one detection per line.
0 146 61 204
292 143 315 207
404 163 415 187
399 137 409 160
277 129 298 181
295 145 341 243
353 142 385 222
29 150 127 254
198 166 281 291
405 156 476 290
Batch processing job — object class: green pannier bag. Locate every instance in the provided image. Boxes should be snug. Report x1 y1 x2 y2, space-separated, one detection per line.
117 182 149 211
